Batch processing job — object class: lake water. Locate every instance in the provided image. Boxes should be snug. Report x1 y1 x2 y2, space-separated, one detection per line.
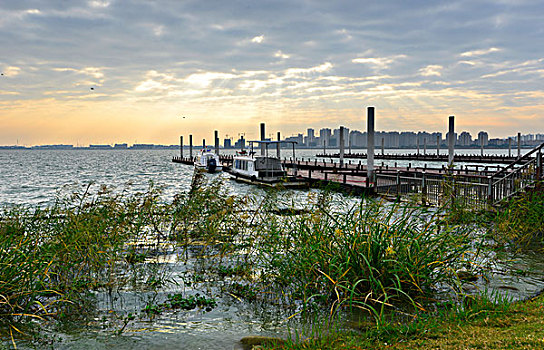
0 147 529 207
1 148 541 349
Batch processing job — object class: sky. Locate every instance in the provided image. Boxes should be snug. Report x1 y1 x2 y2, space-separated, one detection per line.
1 0 543 146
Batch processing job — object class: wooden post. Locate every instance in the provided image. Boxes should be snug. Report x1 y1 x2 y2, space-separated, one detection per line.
396 171 401 195
381 137 385 156
189 134 193 159
424 137 427 155
508 138 512 157
339 126 345 166
417 138 420 155
180 136 183 158
436 134 440 157
202 139 206 149
367 107 375 186
487 176 493 205
260 123 266 156
537 149 542 180
448 116 455 167
214 130 219 155
480 137 484 157
517 132 521 158
277 131 281 158
422 172 427 206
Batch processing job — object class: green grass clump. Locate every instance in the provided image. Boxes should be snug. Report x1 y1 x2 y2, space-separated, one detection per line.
256 197 479 318
493 186 544 249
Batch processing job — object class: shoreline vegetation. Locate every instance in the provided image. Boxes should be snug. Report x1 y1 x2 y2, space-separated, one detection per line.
1 175 543 349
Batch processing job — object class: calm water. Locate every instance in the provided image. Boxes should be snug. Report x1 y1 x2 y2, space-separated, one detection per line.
0 148 541 349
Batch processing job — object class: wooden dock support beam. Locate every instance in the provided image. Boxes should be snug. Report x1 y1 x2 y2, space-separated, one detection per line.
367 106 375 186
189 134 193 159
277 131 281 158
517 132 521 158
180 136 183 158
339 126 345 166
214 130 219 155
260 123 266 156
448 115 455 167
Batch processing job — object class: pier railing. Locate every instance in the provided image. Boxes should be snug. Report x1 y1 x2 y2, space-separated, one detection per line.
375 142 544 209
488 142 543 205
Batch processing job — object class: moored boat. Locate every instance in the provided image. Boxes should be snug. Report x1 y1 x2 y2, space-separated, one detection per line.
226 141 307 188
195 149 223 173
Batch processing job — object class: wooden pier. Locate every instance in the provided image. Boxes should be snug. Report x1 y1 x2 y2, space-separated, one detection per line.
173 110 542 209
172 141 544 209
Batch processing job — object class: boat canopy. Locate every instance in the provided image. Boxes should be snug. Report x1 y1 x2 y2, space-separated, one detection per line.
254 157 282 171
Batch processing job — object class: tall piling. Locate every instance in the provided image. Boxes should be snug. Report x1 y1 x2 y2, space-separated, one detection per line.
367 107 375 184
448 116 455 166
260 123 266 156
339 126 345 166
189 134 193 159
277 131 281 158
180 136 183 158
517 132 521 157
424 138 427 155
480 137 484 157
436 135 440 156
202 139 206 149
214 130 219 155
508 138 512 157
417 138 420 155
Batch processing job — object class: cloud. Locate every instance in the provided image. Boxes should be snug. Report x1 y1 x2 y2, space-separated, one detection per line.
460 48 501 57
274 50 290 59
184 72 237 87
419 65 443 77
251 35 264 44
52 67 105 80
352 55 407 69
88 1 111 8
2 66 21 77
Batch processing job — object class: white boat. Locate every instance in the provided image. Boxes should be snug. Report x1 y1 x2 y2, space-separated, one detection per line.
227 141 307 188
230 153 286 182
195 149 222 173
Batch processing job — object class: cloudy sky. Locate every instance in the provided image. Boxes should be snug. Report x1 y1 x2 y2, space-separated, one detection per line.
1 0 543 145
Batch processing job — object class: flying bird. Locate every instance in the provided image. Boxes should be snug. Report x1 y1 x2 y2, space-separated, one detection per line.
90 87 94 90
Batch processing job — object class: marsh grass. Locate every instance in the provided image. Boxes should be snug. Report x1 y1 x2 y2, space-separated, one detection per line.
0 183 173 341
1 176 487 347
493 186 544 249
250 194 481 323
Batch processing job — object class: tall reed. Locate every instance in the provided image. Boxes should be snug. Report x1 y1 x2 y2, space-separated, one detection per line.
254 197 479 318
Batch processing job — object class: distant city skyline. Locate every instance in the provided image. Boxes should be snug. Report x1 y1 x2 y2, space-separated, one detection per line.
1 1 543 145
2 127 542 149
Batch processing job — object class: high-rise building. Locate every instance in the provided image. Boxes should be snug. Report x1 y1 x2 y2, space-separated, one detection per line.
458 131 473 146
319 128 332 147
306 128 316 147
477 131 489 146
